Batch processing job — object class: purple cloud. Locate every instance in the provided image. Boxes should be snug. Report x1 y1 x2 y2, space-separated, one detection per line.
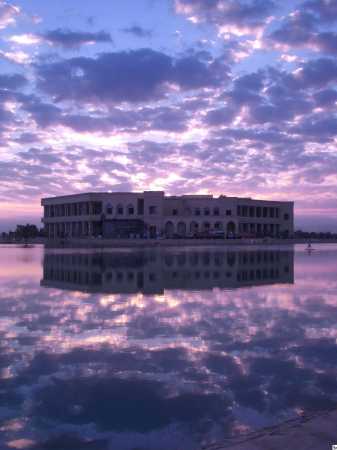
121 25 153 38
303 0 337 22
268 4 337 55
174 0 276 33
35 49 228 104
0 73 27 90
41 28 113 48
0 1 20 29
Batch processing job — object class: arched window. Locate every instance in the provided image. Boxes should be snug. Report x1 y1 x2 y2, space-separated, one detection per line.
117 204 124 215
165 221 174 238
203 222 210 231
106 203 113 215
227 221 236 235
177 222 187 237
190 222 199 234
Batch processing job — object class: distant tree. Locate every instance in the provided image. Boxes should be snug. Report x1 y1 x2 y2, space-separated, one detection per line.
15 224 40 240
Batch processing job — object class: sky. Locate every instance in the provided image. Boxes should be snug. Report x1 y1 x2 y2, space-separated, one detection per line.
0 0 337 232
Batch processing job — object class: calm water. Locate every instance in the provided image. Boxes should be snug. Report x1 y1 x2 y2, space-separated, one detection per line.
0 244 337 450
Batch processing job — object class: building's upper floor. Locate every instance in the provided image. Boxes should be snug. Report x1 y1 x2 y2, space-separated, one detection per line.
41 191 294 222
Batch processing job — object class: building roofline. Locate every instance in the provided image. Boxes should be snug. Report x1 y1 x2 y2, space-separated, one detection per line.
41 191 294 205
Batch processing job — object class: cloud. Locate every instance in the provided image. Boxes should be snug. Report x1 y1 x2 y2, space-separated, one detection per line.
0 1 20 29
293 57 337 88
122 25 153 38
268 5 337 55
0 73 27 89
205 106 237 126
8 33 41 45
0 48 31 64
174 0 276 35
303 0 337 23
35 49 228 104
41 28 113 48
7 29 113 49
291 115 337 140
314 88 337 106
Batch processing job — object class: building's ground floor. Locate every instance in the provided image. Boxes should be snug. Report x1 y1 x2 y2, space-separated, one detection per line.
44 217 290 239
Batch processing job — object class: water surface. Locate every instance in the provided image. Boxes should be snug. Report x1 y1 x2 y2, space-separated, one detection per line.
0 244 337 450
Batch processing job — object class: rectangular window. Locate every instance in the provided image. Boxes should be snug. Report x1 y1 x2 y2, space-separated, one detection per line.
137 198 144 215
93 202 102 215
172 209 178 216
226 209 232 216
149 206 157 215
284 213 289 220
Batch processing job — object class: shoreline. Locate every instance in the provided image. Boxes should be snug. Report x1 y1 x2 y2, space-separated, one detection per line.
1 237 337 248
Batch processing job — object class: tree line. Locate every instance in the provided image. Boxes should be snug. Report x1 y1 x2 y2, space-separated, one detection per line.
1 224 45 241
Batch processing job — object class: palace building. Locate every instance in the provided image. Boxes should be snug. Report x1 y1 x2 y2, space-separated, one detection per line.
41 191 294 239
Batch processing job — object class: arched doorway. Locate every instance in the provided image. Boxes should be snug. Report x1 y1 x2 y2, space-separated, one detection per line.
165 221 174 238
177 222 187 237
202 222 210 232
190 221 199 235
227 221 236 236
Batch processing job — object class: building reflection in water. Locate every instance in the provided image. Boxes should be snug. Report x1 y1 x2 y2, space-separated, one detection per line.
41 248 294 294
2 244 337 450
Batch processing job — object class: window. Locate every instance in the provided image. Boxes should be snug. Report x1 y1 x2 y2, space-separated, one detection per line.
106 204 113 215
137 198 144 215
92 202 102 215
204 208 210 216
172 209 178 216
226 209 232 216
284 213 289 220
128 205 134 215
195 208 201 216
213 207 219 216
149 205 157 215
117 204 124 215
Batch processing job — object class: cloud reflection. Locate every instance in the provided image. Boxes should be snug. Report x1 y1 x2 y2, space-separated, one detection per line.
0 245 337 450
